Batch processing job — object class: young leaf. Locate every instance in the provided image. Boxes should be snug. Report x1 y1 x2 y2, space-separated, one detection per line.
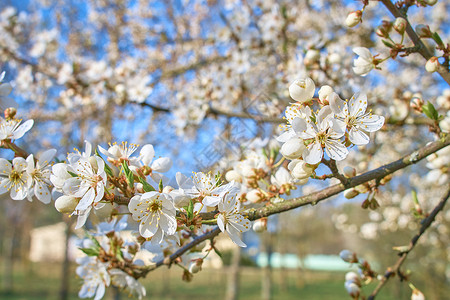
139 177 155 192
159 179 163 192
422 102 438 120
187 199 194 220
122 161 134 187
79 247 99 256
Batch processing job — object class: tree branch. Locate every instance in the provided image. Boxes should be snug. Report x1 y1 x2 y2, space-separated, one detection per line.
379 0 450 86
367 186 450 300
136 135 449 276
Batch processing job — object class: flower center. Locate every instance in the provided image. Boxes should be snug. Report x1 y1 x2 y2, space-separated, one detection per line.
9 170 22 184
149 200 162 212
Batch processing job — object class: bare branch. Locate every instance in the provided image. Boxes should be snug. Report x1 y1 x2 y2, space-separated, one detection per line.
368 186 450 300
380 0 450 86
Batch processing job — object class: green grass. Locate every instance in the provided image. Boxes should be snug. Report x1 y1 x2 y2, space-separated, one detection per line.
0 262 400 300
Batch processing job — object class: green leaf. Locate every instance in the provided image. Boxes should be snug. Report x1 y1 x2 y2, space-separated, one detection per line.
214 172 222 187
159 179 163 192
79 247 99 256
139 177 155 192
411 189 419 205
422 102 439 120
213 247 223 259
122 161 134 188
95 148 114 177
67 171 78 177
431 32 444 46
187 199 194 220
381 39 394 48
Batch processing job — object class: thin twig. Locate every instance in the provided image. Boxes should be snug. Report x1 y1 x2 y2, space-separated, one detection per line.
379 0 450 85
367 186 450 300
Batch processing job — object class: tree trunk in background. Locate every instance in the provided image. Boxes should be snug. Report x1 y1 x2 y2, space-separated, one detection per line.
225 243 241 300
278 234 288 293
59 215 73 300
2 225 15 293
261 232 273 300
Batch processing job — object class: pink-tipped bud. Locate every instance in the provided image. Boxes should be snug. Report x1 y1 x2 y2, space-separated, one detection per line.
345 10 362 28
4 107 16 119
340 249 358 263
415 24 432 38
393 17 407 34
425 57 439 73
252 218 268 232
375 25 390 38
188 259 203 274
410 96 424 112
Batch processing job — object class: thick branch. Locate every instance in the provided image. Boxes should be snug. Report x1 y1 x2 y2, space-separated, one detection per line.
367 186 450 300
380 0 450 85
246 135 449 220
138 136 449 276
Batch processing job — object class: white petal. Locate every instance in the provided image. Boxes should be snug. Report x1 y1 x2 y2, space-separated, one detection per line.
13 119 34 140
324 140 349 161
353 47 372 60
140 144 155 166
349 127 370 145
358 115 385 132
151 157 172 173
303 142 323 164
38 149 57 167
329 92 346 115
348 93 368 117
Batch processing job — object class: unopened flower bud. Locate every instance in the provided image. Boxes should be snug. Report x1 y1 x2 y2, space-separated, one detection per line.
189 259 203 274
246 189 262 203
318 85 334 105
410 96 424 112
343 166 356 178
411 288 425 300
424 0 438 6
4 107 16 119
345 281 360 297
415 24 432 38
280 138 305 160
304 49 320 66
425 57 439 73
439 115 450 133
375 25 390 38
252 218 267 232
225 170 242 182
393 17 407 35
55 195 78 213
288 77 315 103
327 53 341 64
345 272 361 285
345 10 362 28
288 159 314 180
344 189 359 199
163 185 174 194
340 249 358 263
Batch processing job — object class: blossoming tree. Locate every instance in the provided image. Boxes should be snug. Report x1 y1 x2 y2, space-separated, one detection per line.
0 0 449 299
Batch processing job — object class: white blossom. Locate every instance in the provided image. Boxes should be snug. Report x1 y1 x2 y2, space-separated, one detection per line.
352 47 375 76
76 256 110 300
330 92 384 145
128 191 177 243
0 157 30 200
292 106 348 164
217 194 251 247
26 149 56 204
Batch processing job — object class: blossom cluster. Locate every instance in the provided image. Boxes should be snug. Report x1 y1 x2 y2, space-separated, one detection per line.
278 77 385 165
